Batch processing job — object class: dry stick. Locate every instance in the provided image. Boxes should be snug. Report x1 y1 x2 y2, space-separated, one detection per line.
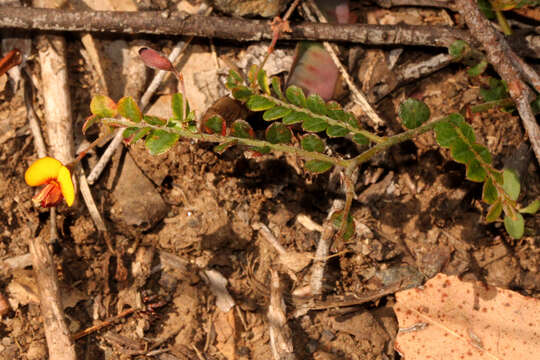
268 270 296 360
303 0 385 127
29 236 76 360
456 0 540 165
87 39 191 185
309 200 341 296
0 7 476 47
29 0 77 358
373 53 455 102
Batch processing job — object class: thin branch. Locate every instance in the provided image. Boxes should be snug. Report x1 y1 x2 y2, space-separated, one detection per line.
29 235 76 360
456 0 540 165
0 7 474 47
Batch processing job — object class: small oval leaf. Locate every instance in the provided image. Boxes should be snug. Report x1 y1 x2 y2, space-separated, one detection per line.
263 106 292 121
271 76 285 101
90 95 117 118
171 93 185 121
283 111 308 125
502 168 520 201
331 210 355 241
352 133 369 145
143 115 167 126
247 95 275 111
482 178 498 205
204 115 226 135
117 96 142 123
231 120 254 138
307 94 327 115
265 123 292 144
286 85 307 107
399 98 430 129
301 134 325 153
302 117 328 132
145 129 180 155
504 212 524 239
304 160 333 174
257 68 270 95
326 125 349 138
486 200 503 223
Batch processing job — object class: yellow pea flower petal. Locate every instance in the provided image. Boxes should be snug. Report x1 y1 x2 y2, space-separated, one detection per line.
25 157 62 186
57 166 75 207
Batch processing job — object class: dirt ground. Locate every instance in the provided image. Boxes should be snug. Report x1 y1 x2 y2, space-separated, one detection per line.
0 1 539 360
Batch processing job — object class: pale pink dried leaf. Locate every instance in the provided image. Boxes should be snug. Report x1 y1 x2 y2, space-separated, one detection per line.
394 273 540 360
138 47 174 72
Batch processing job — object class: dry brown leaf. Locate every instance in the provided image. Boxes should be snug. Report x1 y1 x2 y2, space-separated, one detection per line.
394 273 540 359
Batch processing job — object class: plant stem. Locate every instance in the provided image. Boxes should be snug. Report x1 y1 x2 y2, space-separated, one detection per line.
347 117 447 167
103 118 350 167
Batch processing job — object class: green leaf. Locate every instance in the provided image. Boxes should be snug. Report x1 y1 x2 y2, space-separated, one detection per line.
145 130 180 155
450 138 473 164
90 95 117 118
226 69 243 89
473 144 492 164
482 178 498 204
232 86 253 102
171 93 184 121
131 128 151 143
486 200 503 223
82 115 100 134
326 125 349 138
304 160 333 174
519 199 540 214
302 117 328 132
271 76 286 101
306 94 327 115
502 168 520 201
143 115 167 126
301 134 325 153
331 210 355 240
231 120 254 138
467 60 488 77
214 140 237 154
504 212 524 239
247 95 275 111
352 133 369 145
466 159 487 182
285 85 307 107
283 111 308 125
477 0 495 19
257 68 270 95
456 119 475 144
265 123 292 144
448 40 468 58
434 119 459 147
480 78 508 102
247 64 259 86
325 101 342 111
122 127 138 139
117 96 142 123
204 115 225 134
399 98 430 129
263 106 292 121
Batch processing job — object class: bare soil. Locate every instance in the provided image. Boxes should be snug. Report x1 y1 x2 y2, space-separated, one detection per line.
0 2 539 360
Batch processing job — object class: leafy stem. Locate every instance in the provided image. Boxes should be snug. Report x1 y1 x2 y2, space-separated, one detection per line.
259 94 384 144
102 117 349 167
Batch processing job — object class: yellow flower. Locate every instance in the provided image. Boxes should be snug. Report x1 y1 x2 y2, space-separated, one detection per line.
25 157 75 207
